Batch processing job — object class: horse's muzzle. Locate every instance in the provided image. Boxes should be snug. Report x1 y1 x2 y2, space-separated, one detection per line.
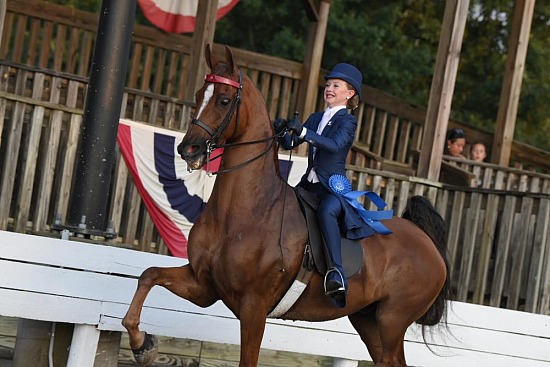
177 139 207 170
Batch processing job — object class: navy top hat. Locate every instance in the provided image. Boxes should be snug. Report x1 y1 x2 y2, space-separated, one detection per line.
324 63 363 100
446 128 465 141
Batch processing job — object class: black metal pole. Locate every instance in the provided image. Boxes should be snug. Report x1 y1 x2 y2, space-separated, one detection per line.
65 0 136 237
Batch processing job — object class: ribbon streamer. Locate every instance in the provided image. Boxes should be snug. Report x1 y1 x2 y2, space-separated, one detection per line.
329 175 393 234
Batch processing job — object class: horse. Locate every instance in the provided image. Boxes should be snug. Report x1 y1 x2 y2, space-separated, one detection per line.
122 44 450 367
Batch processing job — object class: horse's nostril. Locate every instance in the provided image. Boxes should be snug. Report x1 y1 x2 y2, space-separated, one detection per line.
177 142 185 156
177 142 203 159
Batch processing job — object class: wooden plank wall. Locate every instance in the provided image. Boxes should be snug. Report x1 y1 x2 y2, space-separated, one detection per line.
2 0 550 173
0 60 549 315
0 61 193 254
1 0 304 120
345 165 550 315
445 155 550 193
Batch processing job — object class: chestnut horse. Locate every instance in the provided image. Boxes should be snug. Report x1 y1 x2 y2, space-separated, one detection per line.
122 45 450 367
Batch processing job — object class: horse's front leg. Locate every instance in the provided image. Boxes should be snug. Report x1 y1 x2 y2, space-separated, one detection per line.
122 265 217 366
238 300 271 366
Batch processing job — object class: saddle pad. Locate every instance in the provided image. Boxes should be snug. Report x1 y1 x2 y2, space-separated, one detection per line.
295 186 363 278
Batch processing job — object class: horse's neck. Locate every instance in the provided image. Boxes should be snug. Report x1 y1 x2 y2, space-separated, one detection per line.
210 83 285 209
213 128 286 211
210 144 283 209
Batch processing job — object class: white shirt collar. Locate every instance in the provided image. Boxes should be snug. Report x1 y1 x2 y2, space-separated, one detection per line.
325 105 347 119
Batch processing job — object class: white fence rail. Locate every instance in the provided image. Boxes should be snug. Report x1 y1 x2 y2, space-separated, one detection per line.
1 231 549 366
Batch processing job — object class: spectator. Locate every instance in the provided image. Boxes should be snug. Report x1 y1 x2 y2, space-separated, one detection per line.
445 128 466 158
469 142 487 162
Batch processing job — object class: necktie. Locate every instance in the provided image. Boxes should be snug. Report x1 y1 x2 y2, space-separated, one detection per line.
308 110 332 184
317 109 331 134
313 109 331 157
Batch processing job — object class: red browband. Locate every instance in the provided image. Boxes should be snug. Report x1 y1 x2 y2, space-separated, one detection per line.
205 74 241 89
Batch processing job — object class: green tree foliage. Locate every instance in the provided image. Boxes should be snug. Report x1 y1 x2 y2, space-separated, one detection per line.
216 0 444 106
454 0 550 150
322 0 444 105
214 0 309 61
216 0 549 151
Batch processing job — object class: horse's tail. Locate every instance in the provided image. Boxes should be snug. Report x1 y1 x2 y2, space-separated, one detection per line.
401 195 451 327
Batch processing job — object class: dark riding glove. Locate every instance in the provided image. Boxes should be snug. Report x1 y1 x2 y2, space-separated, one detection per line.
286 116 303 135
272 118 288 134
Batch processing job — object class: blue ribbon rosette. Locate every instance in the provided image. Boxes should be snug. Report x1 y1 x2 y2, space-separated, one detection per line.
328 174 393 234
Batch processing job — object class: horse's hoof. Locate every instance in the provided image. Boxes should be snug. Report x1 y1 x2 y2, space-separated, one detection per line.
131 332 158 366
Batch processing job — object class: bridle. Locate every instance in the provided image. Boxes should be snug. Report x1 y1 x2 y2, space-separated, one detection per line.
191 72 243 145
190 68 285 175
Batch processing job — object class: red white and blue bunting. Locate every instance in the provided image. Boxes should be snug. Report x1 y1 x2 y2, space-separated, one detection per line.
138 0 240 33
117 119 307 258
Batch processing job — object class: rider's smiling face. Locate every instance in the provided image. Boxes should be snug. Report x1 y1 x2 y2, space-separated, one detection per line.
324 78 354 108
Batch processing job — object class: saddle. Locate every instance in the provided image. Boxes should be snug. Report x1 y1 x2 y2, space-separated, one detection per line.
294 186 363 279
266 186 377 317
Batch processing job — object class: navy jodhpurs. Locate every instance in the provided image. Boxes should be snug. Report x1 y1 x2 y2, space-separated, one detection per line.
302 182 344 276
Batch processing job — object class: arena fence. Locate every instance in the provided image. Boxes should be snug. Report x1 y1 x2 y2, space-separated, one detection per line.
1 230 549 366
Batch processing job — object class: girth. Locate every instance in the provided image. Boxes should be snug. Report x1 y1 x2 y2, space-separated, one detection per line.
267 187 364 318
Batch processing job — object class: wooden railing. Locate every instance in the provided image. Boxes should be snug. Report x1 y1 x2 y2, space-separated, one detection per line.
1 0 303 120
345 165 550 315
444 155 550 193
3 0 550 173
3 230 550 367
0 61 193 254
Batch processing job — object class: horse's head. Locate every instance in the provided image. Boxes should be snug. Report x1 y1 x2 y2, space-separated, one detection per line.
178 44 243 171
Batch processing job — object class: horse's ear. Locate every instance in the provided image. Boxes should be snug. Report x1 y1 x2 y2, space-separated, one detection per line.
205 43 216 71
224 45 236 73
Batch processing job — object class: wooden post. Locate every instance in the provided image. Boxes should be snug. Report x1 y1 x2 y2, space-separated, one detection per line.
416 0 469 181
52 323 74 366
332 358 359 367
184 0 219 100
12 319 50 367
93 331 121 367
298 0 331 119
491 0 535 166
66 324 100 367
13 321 74 367
0 0 6 50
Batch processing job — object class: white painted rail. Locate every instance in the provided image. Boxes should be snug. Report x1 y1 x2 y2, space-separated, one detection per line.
1 230 549 366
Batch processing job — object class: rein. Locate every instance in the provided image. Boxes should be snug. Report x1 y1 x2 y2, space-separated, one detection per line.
207 133 285 175
192 68 285 175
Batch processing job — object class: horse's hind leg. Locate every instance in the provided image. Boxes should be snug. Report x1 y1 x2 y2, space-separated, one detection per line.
374 300 412 366
122 265 217 366
348 309 383 364
349 303 409 367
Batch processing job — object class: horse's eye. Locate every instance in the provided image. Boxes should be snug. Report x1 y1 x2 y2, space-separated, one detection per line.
220 97 231 106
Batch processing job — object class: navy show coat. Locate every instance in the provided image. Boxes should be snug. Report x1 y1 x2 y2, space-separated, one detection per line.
280 109 375 240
